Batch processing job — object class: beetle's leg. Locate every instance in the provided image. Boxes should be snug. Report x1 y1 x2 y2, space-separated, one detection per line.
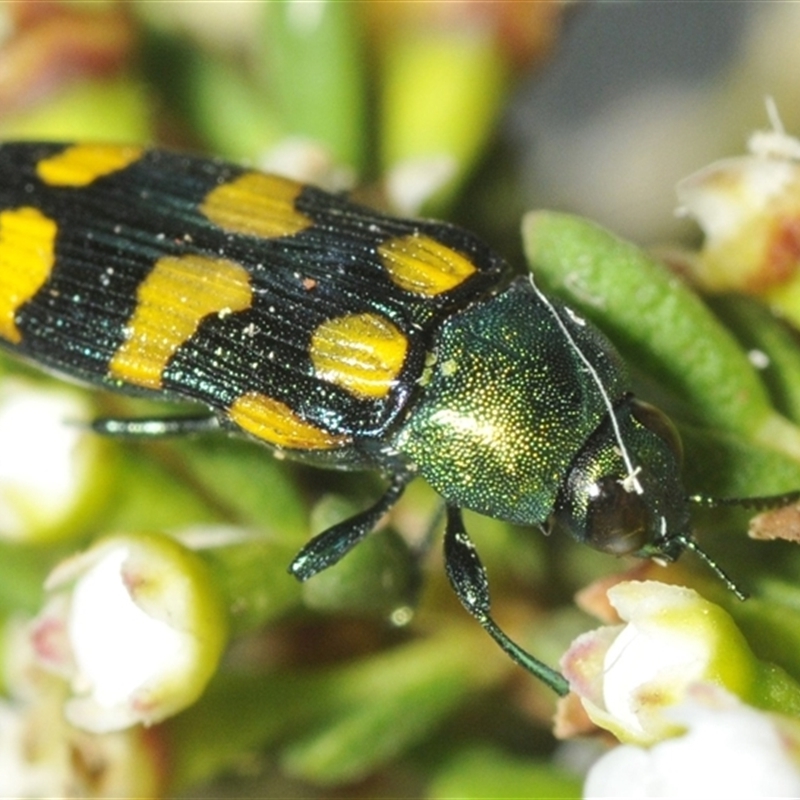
289 472 411 581
443 506 569 696
90 414 222 438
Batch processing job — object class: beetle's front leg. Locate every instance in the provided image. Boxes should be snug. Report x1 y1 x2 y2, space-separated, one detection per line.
289 472 411 581
443 505 568 696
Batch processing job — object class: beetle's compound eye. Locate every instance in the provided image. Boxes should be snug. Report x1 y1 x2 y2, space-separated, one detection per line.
548 396 688 559
580 475 651 556
549 468 653 557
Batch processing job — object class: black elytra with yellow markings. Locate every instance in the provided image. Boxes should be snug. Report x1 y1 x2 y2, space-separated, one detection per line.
4 142 792 695
0 143 503 456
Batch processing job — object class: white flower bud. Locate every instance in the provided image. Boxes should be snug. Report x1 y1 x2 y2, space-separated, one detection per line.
31 531 228 732
561 581 757 744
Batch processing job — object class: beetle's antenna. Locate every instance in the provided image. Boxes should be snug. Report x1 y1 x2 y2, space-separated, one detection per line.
529 276 642 495
675 533 747 601
683 490 800 601
688 490 800 512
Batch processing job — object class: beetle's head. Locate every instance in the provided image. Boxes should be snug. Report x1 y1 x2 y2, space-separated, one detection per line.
547 395 691 563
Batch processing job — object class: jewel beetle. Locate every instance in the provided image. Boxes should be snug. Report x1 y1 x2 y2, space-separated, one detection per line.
1 143 796 696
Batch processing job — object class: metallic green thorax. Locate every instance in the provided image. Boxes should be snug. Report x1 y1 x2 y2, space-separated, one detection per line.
392 277 629 524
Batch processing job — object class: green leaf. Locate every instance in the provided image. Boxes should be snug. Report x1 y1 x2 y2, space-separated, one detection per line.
708 295 800 427
521 212 800 465
260 0 366 172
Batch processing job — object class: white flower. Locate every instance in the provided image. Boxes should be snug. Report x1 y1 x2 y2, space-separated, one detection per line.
676 106 800 324
561 581 758 744
0 378 105 542
0 617 161 797
584 686 800 798
31 531 228 732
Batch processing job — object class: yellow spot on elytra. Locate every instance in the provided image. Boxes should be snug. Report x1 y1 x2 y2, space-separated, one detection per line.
379 233 477 296
36 144 144 187
0 207 57 343
310 313 408 399
229 391 347 450
109 254 252 389
201 172 312 238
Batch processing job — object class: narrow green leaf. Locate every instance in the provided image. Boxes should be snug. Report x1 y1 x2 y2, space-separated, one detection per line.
259 0 366 172
522 211 800 464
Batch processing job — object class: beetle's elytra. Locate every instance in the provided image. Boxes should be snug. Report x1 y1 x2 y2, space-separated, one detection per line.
1 142 794 695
